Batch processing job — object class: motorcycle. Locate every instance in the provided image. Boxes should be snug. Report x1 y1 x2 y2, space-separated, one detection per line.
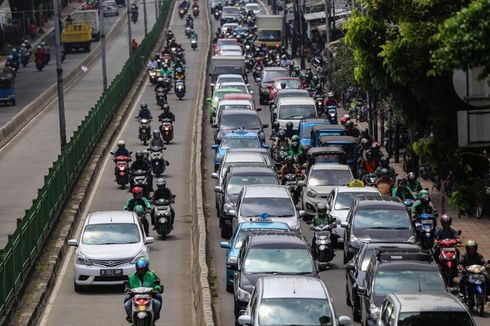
213 10 221 20
462 264 487 316
148 69 159 84
35 57 45 71
415 213 436 250
190 37 197 50
185 19 194 29
178 8 186 19
159 118 174 144
244 56 254 72
20 51 29 67
148 145 168 177
175 80 186 100
436 237 460 287
192 6 199 17
111 154 132 189
272 147 288 170
137 118 152 145
153 197 175 240
185 27 193 39
315 97 324 115
156 88 168 107
326 105 337 124
283 173 300 205
131 169 151 197
128 287 161 325
131 10 138 23
311 223 336 270
361 172 377 187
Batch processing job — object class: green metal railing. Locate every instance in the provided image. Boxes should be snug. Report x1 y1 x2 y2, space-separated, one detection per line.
0 0 171 317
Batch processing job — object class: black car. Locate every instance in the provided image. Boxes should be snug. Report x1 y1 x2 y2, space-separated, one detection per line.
214 166 279 238
212 109 268 143
230 233 318 318
341 195 415 263
345 242 422 322
356 248 446 326
258 67 289 104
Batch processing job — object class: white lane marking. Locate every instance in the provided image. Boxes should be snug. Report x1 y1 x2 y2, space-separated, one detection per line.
39 81 147 326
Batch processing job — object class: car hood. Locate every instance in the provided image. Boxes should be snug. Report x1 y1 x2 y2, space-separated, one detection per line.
308 185 335 196
353 228 413 242
80 242 144 260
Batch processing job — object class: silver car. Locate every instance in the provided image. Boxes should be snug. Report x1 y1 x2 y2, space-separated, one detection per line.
102 0 119 16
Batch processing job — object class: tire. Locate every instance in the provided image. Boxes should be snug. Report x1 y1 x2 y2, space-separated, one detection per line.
226 282 233 293
11 99 15 106
159 223 167 240
478 294 485 316
352 298 361 322
221 223 231 239
74 282 83 293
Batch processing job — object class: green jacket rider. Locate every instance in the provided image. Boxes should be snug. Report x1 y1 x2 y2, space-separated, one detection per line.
287 135 303 160
407 172 422 194
391 178 415 201
411 189 436 220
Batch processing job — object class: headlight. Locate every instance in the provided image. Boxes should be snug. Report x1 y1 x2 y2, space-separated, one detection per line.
350 234 361 246
131 249 148 263
76 252 93 266
290 223 301 231
306 188 318 198
369 304 380 320
407 235 415 243
227 256 238 265
236 286 251 301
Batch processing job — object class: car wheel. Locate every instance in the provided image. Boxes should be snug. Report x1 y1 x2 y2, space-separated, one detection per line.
221 223 231 239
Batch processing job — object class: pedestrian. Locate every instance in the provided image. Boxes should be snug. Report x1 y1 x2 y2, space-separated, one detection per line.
131 38 138 50
29 21 37 40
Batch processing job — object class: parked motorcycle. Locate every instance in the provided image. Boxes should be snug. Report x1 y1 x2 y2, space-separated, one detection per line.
153 197 175 240
128 287 160 325
159 118 174 144
415 213 436 250
175 80 185 100
111 154 132 189
137 117 152 145
131 169 151 197
462 264 487 316
311 223 336 270
148 145 168 177
436 237 460 286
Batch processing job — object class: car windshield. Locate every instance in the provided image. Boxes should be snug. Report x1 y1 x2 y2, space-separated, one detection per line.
397 311 473 326
308 169 353 186
279 105 317 120
214 90 241 101
259 298 333 326
220 137 260 150
335 192 378 210
220 85 247 93
374 270 445 295
220 114 261 130
218 77 242 84
274 79 301 89
246 4 259 11
263 70 289 83
352 209 410 230
219 104 251 111
227 175 278 195
244 248 313 273
240 197 295 217
258 30 282 42
223 7 239 14
82 223 140 245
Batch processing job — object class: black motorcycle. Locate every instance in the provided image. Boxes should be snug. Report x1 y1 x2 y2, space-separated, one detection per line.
153 197 175 240
148 145 168 177
311 223 337 270
130 169 151 197
175 80 186 100
137 117 152 145
155 88 168 107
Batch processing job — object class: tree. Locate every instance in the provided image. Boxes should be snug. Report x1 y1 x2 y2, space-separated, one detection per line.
325 42 357 97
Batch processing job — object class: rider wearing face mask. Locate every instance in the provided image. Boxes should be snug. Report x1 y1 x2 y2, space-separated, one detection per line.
158 104 175 122
129 152 153 191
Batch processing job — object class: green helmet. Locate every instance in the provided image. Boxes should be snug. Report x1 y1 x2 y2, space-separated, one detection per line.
291 135 299 142
418 189 430 203
134 204 145 215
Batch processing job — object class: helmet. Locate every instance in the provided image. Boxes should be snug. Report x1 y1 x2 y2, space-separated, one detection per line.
37 45 42 49
278 129 285 140
316 202 327 214
135 257 149 274
11 48 17 53
176 67 183 73
286 121 293 130
365 150 373 160
407 172 416 182
371 142 381 152
465 240 478 252
135 151 144 161
398 178 407 187
24 40 29 44
153 129 161 139
294 65 300 72
41 41 46 46
7 55 13 60
140 103 148 110
134 204 146 215
440 214 452 227
291 135 299 142
280 82 287 89
340 116 349 125
312 75 318 81
117 140 125 148
327 91 334 98
163 104 170 112
380 168 389 177
281 54 286 59
418 189 430 204
272 121 280 130
360 138 369 148
132 186 143 194
379 156 389 166
156 178 166 188
345 120 354 128
361 128 369 137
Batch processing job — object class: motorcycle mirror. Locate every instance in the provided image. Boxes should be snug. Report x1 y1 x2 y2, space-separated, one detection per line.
249 91 254 95
457 230 462 236
262 124 269 128
145 237 155 244
110 152 114 155
298 210 305 218
256 107 262 112
67 239 78 246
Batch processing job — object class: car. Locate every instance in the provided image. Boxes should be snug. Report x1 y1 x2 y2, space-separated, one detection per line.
220 23 239 33
212 148 274 189
299 163 354 216
211 130 267 170
217 82 250 94
344 242 422 322
378 292 476 326
210 73 245 92
219 220 290 292
270 89 311 122
298 118 331 146
208 88 245 120
326 185 380 242
258 67 289 104
342 195 415 263
231 233 318 318
213 38 239 55
215 166 279 238
356 247 447 325
214 99 255 124
238 276 352 326
220 5 241 24
231 184 304 232
102 0 119 16
68 211 154 291
244 2 261 14
275 97 318 131
213 109 267 143
268 77 303 101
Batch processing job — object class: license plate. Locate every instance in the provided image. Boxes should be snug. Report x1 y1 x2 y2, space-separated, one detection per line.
421 219 432 224
100 269 123 276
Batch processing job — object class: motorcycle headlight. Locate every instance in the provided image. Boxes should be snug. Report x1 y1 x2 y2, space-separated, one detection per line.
236 286 251 301
306 188 318 198
369 304 381 320
76 252 93 266
227 256 238 265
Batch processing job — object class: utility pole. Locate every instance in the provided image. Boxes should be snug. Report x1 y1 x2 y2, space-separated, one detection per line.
299 0 305 69
324 0 330 59
143 0 148 36
154 0 158 20
52 0 66 150
99 0 108 90
127 0 133 56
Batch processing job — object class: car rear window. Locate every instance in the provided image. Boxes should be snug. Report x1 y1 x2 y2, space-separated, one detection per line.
82 223 140 245
398 311 473 326
240 197 295 217
352 208 410 230
374 270 445 295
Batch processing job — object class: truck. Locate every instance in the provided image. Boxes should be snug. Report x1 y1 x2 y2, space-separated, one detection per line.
255 15 283 48
62 22 92 52
70 10 100 41
210 55 247 83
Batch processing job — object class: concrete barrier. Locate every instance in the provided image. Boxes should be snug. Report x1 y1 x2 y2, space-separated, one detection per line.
0 8 129 149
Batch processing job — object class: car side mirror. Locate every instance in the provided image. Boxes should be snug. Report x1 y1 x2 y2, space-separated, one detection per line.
249 91 254 95
297 180 305 187
228 261 239 271
228 209 237 217
145 237 155 244
237 314 252 325
210 83 215 87
255 77 261 83
262 144 270 149
340 221 349 229
206 98 212 103
68 239 78 246
337 316 352 326
449 286 460 295
298 210 305 218
357 286 368 296
220 241 231 249
345 261 355 271
211 144 218 150
214 186 223 193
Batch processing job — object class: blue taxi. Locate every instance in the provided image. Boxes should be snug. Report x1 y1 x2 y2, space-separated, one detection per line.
219 218 290 292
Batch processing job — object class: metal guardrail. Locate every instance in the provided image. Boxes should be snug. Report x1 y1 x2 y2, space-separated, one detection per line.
0 0 171 317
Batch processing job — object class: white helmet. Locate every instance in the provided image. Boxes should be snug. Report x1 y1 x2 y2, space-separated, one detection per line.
117 140 125 147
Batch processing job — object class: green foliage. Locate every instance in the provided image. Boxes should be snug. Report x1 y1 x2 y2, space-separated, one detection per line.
325 42 357 95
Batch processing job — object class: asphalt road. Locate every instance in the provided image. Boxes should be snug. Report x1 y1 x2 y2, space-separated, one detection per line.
0 9 157 248
38 3 208 325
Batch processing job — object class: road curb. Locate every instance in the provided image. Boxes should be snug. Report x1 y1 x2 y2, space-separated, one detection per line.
0 7 129 150
190 0 215 324
2 12 170 326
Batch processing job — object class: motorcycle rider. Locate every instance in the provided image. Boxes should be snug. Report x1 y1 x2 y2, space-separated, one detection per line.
175 67 185 81
269 121 280 140
407 172 422 195
375 157 396 180
359 150 377 177
311 202 337 256
323 91 337 107
34 45 45 64
309 75 321 95
151 178 175 229
272 130 289 153
290 65 303 79
124 258 162 323
391 178 415 201
344 120 361 138
5 55 16 71
279 157 299 184
304 67 314 85
147 57 158 70
159 63 173 79
376 168 393 195
41 41 50 64
435 214 459 240
287 135 303 160
411 189 437 221
459 240 487 297
158 104 175 122
279 55 289 68
136 103 152 120
113 140 131 157
124 187 152 235
284 121 295 140
149 129 166 149
129 152 153 193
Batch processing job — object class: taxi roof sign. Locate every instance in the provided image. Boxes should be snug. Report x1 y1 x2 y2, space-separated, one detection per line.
347 179 365 187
